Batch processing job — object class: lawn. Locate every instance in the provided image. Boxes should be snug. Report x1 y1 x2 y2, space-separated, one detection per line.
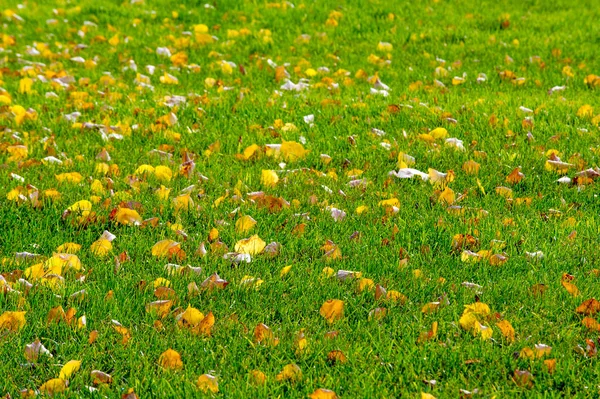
1 0 600 397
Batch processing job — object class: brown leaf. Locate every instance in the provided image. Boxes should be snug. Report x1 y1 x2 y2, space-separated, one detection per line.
561 280 580 297
327 350 348 365
91 370 112 385
530 284 547 297
506 167 524 184
576 298 600 315
544 359 556 374
513 370 533 388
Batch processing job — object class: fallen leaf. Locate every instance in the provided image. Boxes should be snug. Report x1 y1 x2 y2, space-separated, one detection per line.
197 374 219 393
276 363 302 382
320 299 344 323
158 349 183 370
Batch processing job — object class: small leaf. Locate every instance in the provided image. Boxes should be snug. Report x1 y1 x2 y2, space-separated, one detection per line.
576 298 600 315
197 374 219 393
310 388 338 399
320 299 344 323
59 360 82 380
276 363 302 382
158 349 183 370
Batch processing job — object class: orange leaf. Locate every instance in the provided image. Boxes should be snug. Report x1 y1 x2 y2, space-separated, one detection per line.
496 320 515 343
506 167 524 184
320 299 344 323
561 280 580 297
576 298 600 315
310 388 338 399
158 349 183 370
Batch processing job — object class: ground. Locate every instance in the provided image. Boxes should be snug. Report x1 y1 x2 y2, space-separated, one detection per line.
1 0 600 397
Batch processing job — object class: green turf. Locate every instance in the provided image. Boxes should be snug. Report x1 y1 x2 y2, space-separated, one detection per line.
1 0 600 397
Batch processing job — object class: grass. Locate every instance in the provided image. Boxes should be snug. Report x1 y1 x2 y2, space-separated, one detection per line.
1 0 600 397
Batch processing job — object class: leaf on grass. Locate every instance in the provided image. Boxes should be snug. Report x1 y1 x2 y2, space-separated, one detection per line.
320 299 344 323
176 306 204 328
24 340 52 363
327 350 347 364
39 379 67 395
197 374 219 393
59 360 81 380
91 370 112 385
249 370 267 385
158 349 183 370
276 363 302 382
576 298 600 315
0 311 26 332
561 280 580 297
234 235 266 255
496 320 515 343
310 389 338 399
235 215 257 233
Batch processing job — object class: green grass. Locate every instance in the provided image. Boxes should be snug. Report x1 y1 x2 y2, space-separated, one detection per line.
1 0 600 397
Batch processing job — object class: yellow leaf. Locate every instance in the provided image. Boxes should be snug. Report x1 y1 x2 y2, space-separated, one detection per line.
310 388 338 399
7 145 27 162
18 77 33 94
114 208 142 225
496 320 515 343
495 186 513 199
422 302 440 314
459 302 490 331
430 127 448 139
56 243 81 254
320 299 344 323
45 253 82 274
356 205 369 214
544 359 557 374
158 349 183 370
108 34 119 46
177 306 204 328
261 169 279 187
462 160 480 175
358 278 375 293
155 185 171 200
474 321 493 339
160 72 179 85
421 394 437 399
173 193 194 212
135 164 155 175
438 187 455 205
562 280 580 296
191 311 215 336
39 378 67 395
234 235 266 255
146 300 173 318
24 263 45 280
197 374 219 393
249 369 267 385
56 172 83 184
280 265 292 277
276 363 302 382
378 198 400 207
59 360 82 380
237 144 261 160
155 165 173 182
520 347 535 359
0 311 26 332
254 323 278 345
577 104 594 118
91 238 112 257
236 215 257 233
280 140 309 161
151 239 181 258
